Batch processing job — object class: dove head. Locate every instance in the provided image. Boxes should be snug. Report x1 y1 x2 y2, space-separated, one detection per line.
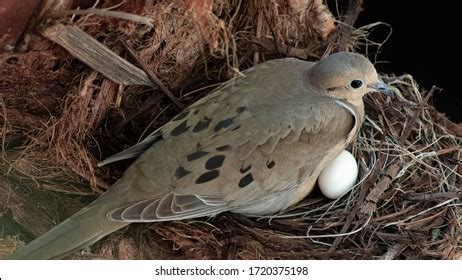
307 52 390 105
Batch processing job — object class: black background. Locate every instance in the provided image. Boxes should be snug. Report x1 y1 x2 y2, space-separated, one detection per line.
327 0 461 123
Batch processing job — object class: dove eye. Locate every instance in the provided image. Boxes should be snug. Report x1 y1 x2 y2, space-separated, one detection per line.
350 79 363 89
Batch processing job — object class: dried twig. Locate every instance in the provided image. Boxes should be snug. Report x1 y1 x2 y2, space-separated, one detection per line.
337 0 364 51
399 86 436 145
358 162 401 218
51 9 153 27
119 39 184 110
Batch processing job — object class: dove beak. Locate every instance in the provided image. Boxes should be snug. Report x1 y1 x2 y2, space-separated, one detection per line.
368 81 394 96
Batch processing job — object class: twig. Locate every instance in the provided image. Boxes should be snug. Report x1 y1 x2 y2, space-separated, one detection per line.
399 86 436 145
283 214 372 239
51 9 154 27
119 39 184 110
371 205 417 222
358 162 401 218
337 0 364 51
262 10 279 55
379 243 407 260
384 198 457 227
406 191 462 202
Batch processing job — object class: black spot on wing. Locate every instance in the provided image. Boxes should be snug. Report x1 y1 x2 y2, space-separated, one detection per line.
216 145 231 151
170 120 190 136
172 110 189 121
187 151 209 161
239 164 251 174
236 107 247 114
205 155 225 170
174 166 190 179
195 170 220 184
238 173 253 188
232 125 241 131
193 117 211 133
266 160 275 169
214 117 235 132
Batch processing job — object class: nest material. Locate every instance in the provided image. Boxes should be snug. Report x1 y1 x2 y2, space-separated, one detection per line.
0 0 461 259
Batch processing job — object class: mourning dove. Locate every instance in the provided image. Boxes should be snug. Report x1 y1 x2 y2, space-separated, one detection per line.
8 52 390 259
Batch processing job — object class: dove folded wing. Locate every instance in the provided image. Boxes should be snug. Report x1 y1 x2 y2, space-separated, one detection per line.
108 193 229 221
106 93 356 220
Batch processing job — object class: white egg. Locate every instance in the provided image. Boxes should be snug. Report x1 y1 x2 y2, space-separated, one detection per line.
318 150 358 199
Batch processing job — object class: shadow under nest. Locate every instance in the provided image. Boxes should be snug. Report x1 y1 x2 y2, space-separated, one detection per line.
0 0 461 259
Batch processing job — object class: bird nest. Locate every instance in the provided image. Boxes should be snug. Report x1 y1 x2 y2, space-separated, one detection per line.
0 0 461 259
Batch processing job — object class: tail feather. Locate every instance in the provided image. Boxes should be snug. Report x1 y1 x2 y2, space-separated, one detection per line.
7 203 129 260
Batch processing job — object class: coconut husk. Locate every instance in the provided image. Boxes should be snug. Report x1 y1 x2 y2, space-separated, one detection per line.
0 0 460 259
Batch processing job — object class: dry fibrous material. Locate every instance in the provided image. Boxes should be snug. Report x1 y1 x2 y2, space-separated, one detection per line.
0 0 460 259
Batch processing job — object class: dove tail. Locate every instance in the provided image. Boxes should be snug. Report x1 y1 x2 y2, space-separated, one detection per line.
6 202 129 260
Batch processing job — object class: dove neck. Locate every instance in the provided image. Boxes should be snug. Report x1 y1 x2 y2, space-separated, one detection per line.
344 99 365 125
